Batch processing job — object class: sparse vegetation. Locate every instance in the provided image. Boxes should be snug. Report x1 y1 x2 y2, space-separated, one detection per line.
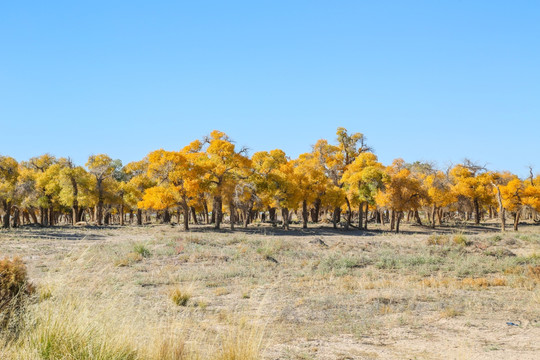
1 224 540 358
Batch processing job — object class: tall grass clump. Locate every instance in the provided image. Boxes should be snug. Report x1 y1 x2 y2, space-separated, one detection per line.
14 298 139 360
214 320 264 360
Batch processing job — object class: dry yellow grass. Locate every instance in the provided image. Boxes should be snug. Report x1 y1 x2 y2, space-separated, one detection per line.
0 223 539 359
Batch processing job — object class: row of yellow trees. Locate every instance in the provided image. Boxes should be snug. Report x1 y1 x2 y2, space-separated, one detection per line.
1 129 539 232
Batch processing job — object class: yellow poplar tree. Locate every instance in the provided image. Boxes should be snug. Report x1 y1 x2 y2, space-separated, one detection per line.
0 155 19 228
252 149 288 226
293 153 327 229
342 152 385 230
197 131 250 229
376 159 426 233
423 171 454 228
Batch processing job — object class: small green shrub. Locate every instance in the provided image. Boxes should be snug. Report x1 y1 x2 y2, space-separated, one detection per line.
318 254 369 275
453 234 471 246
133 244 151 258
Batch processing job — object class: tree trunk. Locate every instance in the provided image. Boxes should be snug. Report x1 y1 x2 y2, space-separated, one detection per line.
203 200 209 224
72 204 80 225
182 202 189 230
230 201 235 230
430 205 437 228
396 212 403 233
269 207 277 227
414 210 422 226
137 208 143 225
364 202 369 230
345 198 352 229
311 198 321 223
120 204 125 226
390 210 395 231
332 207 341 229
513 211 520 231
494 184 505 232
473 198 480 225
302 200 309 229
191 207 199 225
243 208 249 228
2 201 11 228
12 207 19 228
214 195 222 229
96 200 104 226
358 202 363 229
282 208 290 230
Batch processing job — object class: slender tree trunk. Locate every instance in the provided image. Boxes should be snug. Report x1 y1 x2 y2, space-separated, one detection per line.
12 207 19 228
230 201 235 230
96 200 104 225
396 212 403 233
78 208 85 222
72 203 80 224
358 202 363 229
345 198 352 229
269 207 277 227
473 198 480 225
120 204 125 226
302 200 308 229
431 205 437 228
182 202 189 230
137 209 143 225
332 207 341 229
311 198 321 223
513 211 520 231
364 202 369 230
494 184 505 232
282 208 290 230
414 210 422 226
214 195 222 229
29 207 38 224
190 207 198 225
390 210 395 231
203 200 209 224
243 208 249 228
2 201 11 228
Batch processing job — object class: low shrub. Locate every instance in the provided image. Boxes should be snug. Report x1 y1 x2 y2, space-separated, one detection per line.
170 287 191 306
0 256 34 337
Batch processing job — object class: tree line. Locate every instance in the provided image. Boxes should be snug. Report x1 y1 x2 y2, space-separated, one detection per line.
1 128 539 232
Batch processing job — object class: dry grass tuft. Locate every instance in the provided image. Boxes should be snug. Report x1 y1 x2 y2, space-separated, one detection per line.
170 287 191 306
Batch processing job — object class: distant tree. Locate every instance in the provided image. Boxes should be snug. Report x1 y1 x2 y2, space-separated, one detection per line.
86 154 121 225
376 159 426 233
0 156 19 228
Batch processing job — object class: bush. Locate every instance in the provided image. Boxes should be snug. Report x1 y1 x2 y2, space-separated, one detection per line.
0 256 34 337
133 244 151 258
170 287 191 306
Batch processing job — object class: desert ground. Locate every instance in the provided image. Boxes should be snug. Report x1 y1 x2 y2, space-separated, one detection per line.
1 222 539 359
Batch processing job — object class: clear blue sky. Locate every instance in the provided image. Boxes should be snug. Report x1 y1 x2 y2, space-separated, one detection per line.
1 1 539 177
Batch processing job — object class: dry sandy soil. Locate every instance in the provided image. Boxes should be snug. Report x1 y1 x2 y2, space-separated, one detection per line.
1 222 539 359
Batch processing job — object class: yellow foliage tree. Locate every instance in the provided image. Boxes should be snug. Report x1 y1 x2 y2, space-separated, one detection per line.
197 131 250 229
450 161 494 224
0 155 19 228
376 159 426 233
342 152 385 229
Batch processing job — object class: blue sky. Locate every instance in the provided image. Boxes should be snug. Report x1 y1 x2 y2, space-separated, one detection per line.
1 1 539 177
